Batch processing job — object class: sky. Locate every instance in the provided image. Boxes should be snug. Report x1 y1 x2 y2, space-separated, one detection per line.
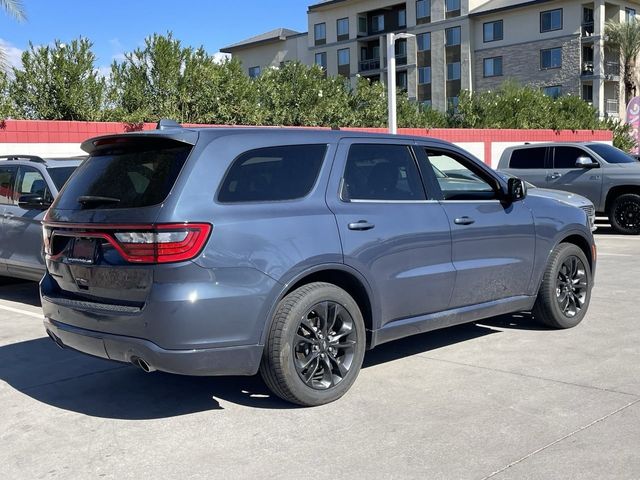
0 0 310 71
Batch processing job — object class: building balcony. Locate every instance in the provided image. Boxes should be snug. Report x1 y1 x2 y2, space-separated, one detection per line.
604 61 620 78
359 58 381 71
582 61 594 76
606 98 619 116
581 23 595 38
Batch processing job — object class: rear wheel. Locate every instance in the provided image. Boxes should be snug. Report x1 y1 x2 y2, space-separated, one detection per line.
608 193 640 235
260 282 366 406
533 243 592 329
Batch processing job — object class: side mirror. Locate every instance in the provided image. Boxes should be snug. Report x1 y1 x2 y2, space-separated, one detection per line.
18 194 51 211
576 156 599 168
507 177 527 202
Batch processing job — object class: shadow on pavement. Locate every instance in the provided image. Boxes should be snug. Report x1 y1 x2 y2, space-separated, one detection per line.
0 278 41 307
0 317 516 418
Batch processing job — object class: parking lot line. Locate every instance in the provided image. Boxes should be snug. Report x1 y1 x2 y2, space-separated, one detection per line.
0 303 43 319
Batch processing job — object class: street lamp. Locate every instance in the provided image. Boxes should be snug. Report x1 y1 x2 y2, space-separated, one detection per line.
386 32 415 134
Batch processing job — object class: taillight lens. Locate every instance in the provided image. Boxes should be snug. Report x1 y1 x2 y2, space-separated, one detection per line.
111 224 212 263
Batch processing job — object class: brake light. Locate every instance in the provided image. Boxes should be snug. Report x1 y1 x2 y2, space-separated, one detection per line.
44 223 212 264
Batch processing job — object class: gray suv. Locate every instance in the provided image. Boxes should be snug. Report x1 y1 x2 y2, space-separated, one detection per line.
0 155 81 280
41 126 596 406
498 142 640 234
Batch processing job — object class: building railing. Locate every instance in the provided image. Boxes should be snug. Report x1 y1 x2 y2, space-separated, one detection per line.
359 58 381 71
581 22 595 37
582 61 594 75
606 98 619 115
604 61 620 76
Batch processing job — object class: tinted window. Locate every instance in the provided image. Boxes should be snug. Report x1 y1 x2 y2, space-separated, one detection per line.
425 150 497 201
509 148 547 169
541 9 562 32
586 143 636 164
54 140 191 210
0 165 16 205
16 167 51 203
343 144 425 201
553 147 591 169
47 166 77 190
218 145 327 203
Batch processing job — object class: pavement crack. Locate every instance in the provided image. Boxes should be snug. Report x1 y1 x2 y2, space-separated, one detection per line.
479 398 640 480
417 355 640 398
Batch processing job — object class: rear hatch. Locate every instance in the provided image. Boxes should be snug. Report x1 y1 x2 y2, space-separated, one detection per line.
42 132 209 308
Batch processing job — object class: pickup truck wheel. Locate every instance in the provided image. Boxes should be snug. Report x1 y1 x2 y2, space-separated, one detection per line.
260 282 366 406
608 193 640 235
533 243 592 329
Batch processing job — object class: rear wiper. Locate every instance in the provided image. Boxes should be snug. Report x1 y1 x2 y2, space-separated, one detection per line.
77 195 121 207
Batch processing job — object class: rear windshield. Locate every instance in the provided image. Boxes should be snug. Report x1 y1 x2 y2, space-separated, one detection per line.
47 167 78 191
586 143 636 164
54 140 191 210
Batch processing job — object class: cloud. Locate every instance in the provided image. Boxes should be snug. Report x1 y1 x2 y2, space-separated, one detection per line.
95 65 112 79
213 51 231 64
0 38 24 71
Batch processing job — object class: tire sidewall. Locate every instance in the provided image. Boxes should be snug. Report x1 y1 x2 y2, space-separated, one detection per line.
276 285 366 406
609 194 640 235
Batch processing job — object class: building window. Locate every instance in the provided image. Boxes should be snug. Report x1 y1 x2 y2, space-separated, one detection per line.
446 0 461 15
543 85 562 98
421 100 432 109
248 66 261 78
483 20 503 42
358 16 368 35
315 52 327 70
582 84 593 103
626 7 636 21
416 0 431 22
338 48 350 66
314 23 326 45
447 62 461 80
446 26 461 46
372 14 384 33
399 9 407 27
417 32 431 51
418 66 432 84
540 47 562 69
540 9 562 32
337 18 349 41
483 57 503 77
397 71 408 90
447 96 460 112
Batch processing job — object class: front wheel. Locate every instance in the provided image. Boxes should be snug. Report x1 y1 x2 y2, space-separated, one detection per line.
608 193 640 235
533 243 592 329
260 282 366 406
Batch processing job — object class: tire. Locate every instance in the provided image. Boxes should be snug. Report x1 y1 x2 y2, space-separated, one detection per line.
608 193 640 235
260 282 366 406
533 243 592 329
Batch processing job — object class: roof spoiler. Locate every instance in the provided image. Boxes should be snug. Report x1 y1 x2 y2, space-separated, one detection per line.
156 119 182 130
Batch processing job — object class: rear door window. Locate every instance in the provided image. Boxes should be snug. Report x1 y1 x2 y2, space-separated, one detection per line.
218 145 327 203
54 139 191 210
553 146 592 169
16 167 52 203
47 167 78 191
509 147 547 169
0 165 17 205
342 144 426 201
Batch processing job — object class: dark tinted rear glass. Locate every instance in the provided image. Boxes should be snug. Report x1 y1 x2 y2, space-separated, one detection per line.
509 147 547 169
54 140 191 210
47 167 77 190
553 146 591 169
218 145 327 203
586 143 635 164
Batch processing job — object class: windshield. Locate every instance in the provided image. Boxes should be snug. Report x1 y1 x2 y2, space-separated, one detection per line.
586 143 636 164
47 167 77 191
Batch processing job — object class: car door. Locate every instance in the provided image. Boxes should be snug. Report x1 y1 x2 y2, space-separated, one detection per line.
418 145 536 308
547 145 602 205
502 146 549 187
0 164 18 273
326 139 455 327
4 165 51 277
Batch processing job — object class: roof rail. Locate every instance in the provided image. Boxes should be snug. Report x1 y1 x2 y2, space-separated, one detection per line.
156 119 182 130
0 155 46 163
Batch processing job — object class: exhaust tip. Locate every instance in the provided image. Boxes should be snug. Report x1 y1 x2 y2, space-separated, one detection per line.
132 357 155 373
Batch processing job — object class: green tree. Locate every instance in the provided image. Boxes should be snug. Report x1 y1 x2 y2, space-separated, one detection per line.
605 18 640 105
0 0 25 71
0 69 14 118
10 38 105 120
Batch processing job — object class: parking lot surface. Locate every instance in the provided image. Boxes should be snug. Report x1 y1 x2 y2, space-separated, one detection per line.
0 226 638 479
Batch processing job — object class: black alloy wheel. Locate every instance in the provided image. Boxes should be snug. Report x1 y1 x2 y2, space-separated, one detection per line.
555 255 588 318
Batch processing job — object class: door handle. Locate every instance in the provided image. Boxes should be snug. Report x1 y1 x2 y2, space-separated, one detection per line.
548 172 561 180
3 212 14 219
348 220 375 231
454 216 475 226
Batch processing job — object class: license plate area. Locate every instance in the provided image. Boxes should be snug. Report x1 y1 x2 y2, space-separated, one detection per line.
68 238 97 265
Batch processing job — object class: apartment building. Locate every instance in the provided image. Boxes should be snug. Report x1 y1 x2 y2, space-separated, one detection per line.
221 0 640 117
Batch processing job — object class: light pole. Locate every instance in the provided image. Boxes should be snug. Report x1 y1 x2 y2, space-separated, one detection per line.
386 32 415 134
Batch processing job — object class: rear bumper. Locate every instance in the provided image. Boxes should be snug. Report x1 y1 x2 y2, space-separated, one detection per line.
44 317 263 376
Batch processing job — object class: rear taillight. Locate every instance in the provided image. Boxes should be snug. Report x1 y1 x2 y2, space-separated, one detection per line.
44 223 212 264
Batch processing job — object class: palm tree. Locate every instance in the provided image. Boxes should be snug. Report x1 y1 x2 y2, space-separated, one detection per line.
605 18 640 106
0 0 26 70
